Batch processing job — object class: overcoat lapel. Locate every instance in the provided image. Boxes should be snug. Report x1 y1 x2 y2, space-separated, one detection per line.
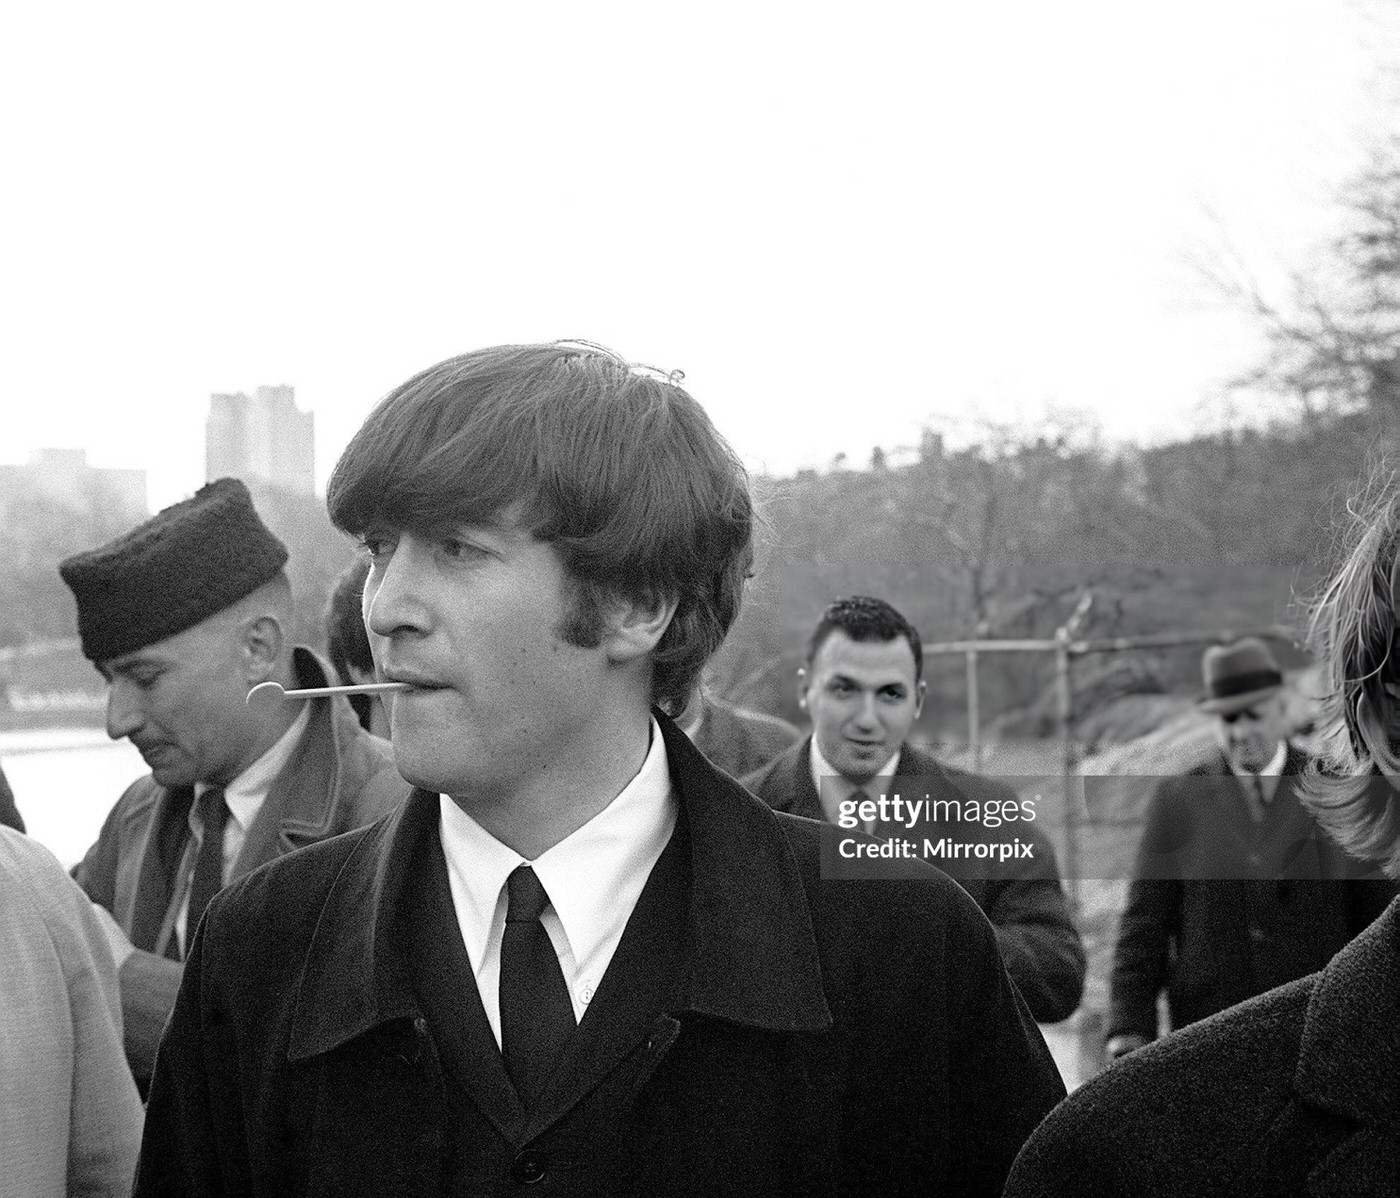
1303 1121 1400 1197
406 827 526 1142
525 811 690 1139
1273 900 1400 1194
406 806 691 1145
769 740 825 822
234 649 347 872
127 785 191 953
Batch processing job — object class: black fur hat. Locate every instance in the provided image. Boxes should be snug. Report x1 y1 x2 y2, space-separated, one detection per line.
60 477 289 663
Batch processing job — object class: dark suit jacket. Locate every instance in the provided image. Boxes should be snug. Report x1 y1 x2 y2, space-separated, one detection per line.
684 693 801 780
1006 896 1400 1197
74 647 403 1083
135 713 1066 1197
743 738 1086 1023
1108 746 1396 1040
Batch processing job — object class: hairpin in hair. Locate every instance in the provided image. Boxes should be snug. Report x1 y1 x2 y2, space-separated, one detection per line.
627 363 686 387
554 338 623 361
553 339 685 387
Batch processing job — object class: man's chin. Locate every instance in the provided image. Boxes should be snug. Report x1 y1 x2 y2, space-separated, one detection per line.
147 762 195 789
391 744 461 796
833 757 881 787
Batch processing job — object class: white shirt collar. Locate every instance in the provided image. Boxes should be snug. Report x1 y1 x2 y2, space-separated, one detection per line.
438 717 678 1039
1226 738 1288 804
1259 740 1288 777
809 736 901 826
1226 738 1287 779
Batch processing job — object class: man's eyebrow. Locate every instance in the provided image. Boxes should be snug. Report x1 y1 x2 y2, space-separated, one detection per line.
106 655 168 676
417 515 516 540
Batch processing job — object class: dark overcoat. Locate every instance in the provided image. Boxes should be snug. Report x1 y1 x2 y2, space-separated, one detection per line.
1108 746 1395 1040
74 646 403 1081
685 693 801 780
743 738 1086 1022
134 714 1065 1197
1006 896 1400 1197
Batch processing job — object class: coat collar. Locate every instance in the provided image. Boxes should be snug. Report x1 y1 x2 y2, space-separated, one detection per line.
757 735 951 823
133 648 363 851
288 709 833 1062
244 647 371 853
1290 897 1400 1194
1294 896 1400 1117
123 647 369 952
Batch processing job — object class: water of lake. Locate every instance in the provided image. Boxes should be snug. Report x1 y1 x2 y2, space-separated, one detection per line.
2 727 147 868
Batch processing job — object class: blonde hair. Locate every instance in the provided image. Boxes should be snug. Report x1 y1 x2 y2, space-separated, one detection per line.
1302 468 1400 879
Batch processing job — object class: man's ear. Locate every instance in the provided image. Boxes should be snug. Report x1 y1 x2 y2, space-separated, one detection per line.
239 614 285 682
602 590 680 664
797 667 809 711
914 679 927 718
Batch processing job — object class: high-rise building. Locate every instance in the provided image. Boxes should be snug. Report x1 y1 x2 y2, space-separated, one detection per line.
0 448 147 523
206 384 315 495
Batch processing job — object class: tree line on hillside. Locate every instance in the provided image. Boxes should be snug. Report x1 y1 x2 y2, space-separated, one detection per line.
3 413 1393 741
704 407 1398 736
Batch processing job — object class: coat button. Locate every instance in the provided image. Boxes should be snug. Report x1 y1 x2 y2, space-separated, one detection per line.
1248 926 1265 943
511 1151 546 1185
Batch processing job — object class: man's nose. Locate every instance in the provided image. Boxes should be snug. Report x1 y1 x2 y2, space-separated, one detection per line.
105 680 142 742
851 693 879 727
365 539 432 639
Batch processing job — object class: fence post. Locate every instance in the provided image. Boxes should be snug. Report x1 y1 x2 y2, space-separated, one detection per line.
966 648 981 772
1054 630 1078 915
1054 591 1093 918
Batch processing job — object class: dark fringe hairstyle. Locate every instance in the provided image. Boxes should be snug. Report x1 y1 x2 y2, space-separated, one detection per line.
1301 467 1400 881
805 595 924 685
326 342 753 715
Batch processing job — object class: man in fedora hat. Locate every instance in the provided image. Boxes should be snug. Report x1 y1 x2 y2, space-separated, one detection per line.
1103 636 1394 1060
62 478 403 1091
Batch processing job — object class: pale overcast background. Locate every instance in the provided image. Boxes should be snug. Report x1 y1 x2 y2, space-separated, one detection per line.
4 1 1398 511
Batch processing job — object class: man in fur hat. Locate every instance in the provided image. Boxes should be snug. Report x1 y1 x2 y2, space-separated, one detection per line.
63 477 402 1089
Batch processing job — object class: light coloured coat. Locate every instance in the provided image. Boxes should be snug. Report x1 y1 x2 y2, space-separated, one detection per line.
1 825 143 1197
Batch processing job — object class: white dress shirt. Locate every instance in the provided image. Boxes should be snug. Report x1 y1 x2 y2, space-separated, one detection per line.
809 737 902 832
175 706 310 955
438 718 678 1048
1227 738 1288 808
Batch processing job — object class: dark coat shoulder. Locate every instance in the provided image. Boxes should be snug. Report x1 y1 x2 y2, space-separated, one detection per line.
1008 898 1400 1197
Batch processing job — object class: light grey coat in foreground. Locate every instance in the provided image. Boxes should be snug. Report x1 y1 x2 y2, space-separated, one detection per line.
1 826 143 1197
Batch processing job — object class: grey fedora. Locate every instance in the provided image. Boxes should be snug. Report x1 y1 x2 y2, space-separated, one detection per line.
1197 637 1285 715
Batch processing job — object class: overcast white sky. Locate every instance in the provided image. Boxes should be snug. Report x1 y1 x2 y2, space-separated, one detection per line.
4 1 1397 510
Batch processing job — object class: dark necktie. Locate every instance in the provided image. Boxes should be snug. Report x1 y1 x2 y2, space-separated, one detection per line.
499 865 575 1106
186 788 229 949
1242 774 1266 823
850 787 875 835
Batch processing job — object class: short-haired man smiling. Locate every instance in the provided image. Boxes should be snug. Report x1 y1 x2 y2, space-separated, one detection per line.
137 344 1064 1198
745 596 1086 1023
